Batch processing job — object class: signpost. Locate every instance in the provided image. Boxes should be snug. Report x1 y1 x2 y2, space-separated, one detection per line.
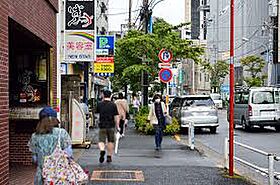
158 49 173 110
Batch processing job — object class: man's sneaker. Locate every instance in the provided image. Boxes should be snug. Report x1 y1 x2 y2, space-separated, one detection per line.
99 151 105 163
107 156 112 163
155 147 160 151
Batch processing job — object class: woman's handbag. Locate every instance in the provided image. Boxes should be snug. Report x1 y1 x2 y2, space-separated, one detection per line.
165 115 172 125
42 128 88 184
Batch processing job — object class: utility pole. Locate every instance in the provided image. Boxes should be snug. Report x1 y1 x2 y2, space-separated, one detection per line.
124 0 132 99
229 0 235 177
277 0 279 83
141 0 149 106
128 0 132 29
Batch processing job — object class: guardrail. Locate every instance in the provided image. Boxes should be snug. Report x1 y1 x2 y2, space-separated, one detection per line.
224 137 279 185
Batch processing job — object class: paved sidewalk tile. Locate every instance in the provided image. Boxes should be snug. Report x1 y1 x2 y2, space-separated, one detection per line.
9 164 36 185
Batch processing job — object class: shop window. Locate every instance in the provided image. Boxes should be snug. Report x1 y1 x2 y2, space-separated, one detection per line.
9 19 50 107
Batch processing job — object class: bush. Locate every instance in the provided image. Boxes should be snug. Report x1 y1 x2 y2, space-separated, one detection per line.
134 106 180 135
163 117 180 135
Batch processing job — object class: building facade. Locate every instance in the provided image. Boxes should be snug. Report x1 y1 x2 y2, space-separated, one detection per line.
207 0 276 85
182 0 210 94
96 0 109 34
0 0 58 183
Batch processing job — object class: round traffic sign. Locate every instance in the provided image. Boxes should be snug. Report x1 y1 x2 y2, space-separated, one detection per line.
159 68 173 83
158 49 173 63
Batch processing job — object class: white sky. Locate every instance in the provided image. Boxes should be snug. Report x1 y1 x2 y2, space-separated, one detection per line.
108 0 185 31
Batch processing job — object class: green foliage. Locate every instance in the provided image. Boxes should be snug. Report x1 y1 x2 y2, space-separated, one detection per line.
201 60 229 92
135 106 180 135
240 55 267 87
113 18 204 92
163 117 180 135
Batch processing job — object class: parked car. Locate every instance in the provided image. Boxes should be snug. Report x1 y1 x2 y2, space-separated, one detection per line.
228 87 280 131
210 93 223 109
169 96 185 118
170 95 219 133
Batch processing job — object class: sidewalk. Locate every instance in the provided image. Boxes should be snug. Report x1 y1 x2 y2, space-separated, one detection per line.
9 164 36 185
74 121 252 185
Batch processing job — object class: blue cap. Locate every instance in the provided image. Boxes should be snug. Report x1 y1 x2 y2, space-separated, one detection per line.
39 106 57 120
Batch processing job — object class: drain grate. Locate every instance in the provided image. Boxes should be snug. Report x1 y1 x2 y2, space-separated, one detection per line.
91 170 144 182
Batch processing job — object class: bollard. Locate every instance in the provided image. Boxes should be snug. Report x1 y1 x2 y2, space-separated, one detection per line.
188 121 194 150
224 137 229 169
268 154 274 185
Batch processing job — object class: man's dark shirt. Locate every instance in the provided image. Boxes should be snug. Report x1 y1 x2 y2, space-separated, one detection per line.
96 100 119 128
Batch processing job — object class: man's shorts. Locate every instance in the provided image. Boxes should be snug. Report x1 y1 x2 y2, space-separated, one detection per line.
99 128 115 143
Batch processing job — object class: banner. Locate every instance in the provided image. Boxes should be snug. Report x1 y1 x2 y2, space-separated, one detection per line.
94 35 115 76
64 0 95 62
64 31 94 61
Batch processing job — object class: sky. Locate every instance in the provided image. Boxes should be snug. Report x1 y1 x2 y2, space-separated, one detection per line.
108 0 185 31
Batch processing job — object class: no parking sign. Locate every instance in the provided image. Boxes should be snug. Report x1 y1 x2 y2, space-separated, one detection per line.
159 68 173 83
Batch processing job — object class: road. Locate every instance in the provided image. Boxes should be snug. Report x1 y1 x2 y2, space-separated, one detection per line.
180 109 280 183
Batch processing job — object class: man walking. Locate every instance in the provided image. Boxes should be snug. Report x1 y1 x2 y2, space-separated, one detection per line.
96 90 120 163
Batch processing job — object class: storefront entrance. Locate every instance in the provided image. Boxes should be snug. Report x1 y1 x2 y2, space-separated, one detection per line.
8 18 51 165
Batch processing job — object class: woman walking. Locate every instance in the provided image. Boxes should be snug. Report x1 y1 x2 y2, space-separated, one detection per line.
148 94 167 150
28 107 72 185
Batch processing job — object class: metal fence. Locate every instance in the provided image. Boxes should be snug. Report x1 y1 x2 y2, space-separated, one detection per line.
224 137 280 185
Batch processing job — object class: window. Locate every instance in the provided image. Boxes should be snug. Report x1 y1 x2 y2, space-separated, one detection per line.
210 94 221 100
252 91 274 104
240 93 249 104
183 97 214 107
235 93 242 104
275 91 280 103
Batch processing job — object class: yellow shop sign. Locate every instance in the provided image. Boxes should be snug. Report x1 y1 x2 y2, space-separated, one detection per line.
94 63 114 73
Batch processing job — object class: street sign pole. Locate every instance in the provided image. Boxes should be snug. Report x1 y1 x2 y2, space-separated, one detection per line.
166 82 169 113
229 0 235 177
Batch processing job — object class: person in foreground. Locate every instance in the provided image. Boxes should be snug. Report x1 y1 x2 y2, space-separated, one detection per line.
28 106 72 185
96 90 120 163
148 94 167 151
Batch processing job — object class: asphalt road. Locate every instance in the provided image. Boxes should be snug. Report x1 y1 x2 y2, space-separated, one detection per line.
180 109 280 183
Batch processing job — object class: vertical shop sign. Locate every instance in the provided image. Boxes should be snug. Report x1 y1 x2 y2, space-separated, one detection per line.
65 0 94 30
94 35 115 76
64 0 94 62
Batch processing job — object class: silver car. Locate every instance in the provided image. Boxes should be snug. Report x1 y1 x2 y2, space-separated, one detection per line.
180 95 219 133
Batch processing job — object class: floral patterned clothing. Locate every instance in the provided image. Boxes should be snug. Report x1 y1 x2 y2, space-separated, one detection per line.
28 127 72 185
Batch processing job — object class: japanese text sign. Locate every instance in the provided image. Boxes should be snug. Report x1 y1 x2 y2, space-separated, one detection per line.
64 31 94 61
65 0 94 30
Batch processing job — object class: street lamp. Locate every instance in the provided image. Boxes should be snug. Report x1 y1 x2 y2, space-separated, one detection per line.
242 37 271 86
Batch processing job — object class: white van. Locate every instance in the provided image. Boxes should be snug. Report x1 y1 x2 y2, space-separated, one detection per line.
210 93 223 109
231 87 280 131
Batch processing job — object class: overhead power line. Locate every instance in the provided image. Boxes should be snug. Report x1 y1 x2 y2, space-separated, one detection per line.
107 9 141 16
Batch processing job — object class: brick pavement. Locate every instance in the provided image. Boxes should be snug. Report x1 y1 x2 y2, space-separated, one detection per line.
9 164 36 185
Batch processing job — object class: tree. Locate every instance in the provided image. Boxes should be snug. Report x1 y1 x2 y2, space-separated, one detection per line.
201 60 229 92
113 18 204 94
240 55 267 87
